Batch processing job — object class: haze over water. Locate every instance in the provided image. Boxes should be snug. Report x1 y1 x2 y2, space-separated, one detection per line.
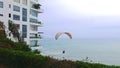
40 38 120 65
38 0 120 65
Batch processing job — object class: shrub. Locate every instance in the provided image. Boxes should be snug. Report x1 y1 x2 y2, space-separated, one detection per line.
0 36 31 51
76 61 120 68
0 48 47 68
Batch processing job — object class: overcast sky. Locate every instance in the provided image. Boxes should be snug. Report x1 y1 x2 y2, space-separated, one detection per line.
38 0 120 39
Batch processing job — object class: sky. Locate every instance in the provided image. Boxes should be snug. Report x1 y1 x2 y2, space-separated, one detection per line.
38 0 120 39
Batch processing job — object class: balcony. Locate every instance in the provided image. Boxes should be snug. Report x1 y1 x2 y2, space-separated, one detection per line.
30 44 39 47
30 18 43 26
30 0 38 3
38 21 43 26
30 36 39 38
30 21 43 26
29 33 42 40
31 4 43 13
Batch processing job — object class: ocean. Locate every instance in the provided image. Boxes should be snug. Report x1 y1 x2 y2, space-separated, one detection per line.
39 38 120 65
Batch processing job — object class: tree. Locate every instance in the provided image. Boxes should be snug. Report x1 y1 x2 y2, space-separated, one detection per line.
0 21 6 37
8 20 23 42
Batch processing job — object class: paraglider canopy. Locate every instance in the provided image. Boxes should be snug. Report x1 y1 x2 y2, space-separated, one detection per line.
55 32 72 40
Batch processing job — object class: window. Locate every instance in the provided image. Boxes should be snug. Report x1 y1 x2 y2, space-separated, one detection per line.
13 0 20 3
0 14 3 16
22 25 27 38
9 4 11 8
9 33 11 36
30 33 37 37
30 25 37 31
0 1 3 8
22 0 27 5
30 10 37 17
22 8 27 21
9 13 11 18
13 14 20 20
13 5 20 12
30 18 37 23
30 40 37 47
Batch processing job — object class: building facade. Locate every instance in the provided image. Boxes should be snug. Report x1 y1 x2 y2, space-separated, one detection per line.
0 0 43 52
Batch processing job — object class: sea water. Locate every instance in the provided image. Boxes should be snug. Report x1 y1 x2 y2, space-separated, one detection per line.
39 38 120 65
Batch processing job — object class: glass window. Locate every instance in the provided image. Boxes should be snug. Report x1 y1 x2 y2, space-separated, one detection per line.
22 0 27 5
22 8 27 21
13 0 20 3
30 33 37 37
30 40 37 47
0 14 3 16
9 4 11 8
0 1 3 8
13 14 20 20
9 13 11 18
22 25 27 38
30 10 37 17
13 5 20 12
30 18 37 23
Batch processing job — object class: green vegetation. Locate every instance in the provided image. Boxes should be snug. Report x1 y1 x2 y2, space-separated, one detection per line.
0 48 47 68
0 36 30 52
32 4 41 9
0 21 6 37
0 36 120 68
8 20 23 42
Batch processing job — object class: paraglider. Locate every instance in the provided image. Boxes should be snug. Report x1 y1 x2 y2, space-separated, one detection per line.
55 32 72 40
55 32 72 54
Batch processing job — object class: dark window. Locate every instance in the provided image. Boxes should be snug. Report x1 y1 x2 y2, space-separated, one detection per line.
9 33 11 36
0 14 3 16
13 14 20 20
9 4 11 8
22 8 27 21
13 5 20 12
22 25 27 38
9 13 11 18
0 1 3 8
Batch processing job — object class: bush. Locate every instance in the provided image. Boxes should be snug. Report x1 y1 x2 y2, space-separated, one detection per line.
76 61 120 68
0 36 31 51
0 48 47 68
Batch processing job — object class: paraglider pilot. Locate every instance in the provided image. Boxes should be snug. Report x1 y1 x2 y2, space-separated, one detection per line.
62 50 65 54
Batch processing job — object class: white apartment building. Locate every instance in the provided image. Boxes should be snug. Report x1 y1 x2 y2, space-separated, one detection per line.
0 0 43 52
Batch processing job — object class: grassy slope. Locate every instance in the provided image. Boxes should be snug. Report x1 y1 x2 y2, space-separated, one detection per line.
0 36 120 68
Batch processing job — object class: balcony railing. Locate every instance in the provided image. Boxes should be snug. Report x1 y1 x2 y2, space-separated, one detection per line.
30 36 39 38
30 21 43 26
30 36 42 39
30 45 39 47
31 21 42 24
38 21 41 24
31 0 38 2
